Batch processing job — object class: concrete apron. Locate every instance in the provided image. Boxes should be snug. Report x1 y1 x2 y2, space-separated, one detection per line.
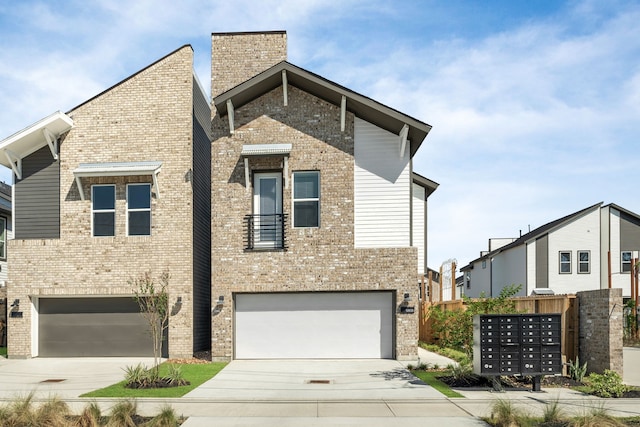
185 359 445 400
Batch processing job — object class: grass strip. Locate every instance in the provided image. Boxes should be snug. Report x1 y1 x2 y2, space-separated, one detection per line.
81 362 227 398
0 346 6 357
412 370 465 398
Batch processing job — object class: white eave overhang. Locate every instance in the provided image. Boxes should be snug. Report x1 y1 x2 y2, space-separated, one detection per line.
0 111 73 179
73 161 162 201
240 143 291 190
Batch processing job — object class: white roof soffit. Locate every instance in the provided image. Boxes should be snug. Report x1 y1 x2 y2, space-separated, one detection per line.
73 161 162 201
0 111 73 179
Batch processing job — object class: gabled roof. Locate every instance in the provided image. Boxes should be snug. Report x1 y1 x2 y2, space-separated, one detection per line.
605 203 640 223
461 202 603 271
412 172 439 198
213 61 432 158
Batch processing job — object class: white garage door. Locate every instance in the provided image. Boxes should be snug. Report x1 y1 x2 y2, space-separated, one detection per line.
235 292 393 359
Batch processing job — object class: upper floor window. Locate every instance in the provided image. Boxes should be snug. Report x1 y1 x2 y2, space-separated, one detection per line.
578 250 590 274
127 184 151 236
292 171 319 228
559 251 571 274
622 251 633 273
92 185 115 237
0 217 6 260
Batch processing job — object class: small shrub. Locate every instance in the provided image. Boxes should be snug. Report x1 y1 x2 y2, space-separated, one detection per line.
406 363 414 370
124 363 154 388
417 362 428 370
164 364 188 386
74 401 103 427
572 403 625 427
542 398 565 423
9 393 37 425
448 363 476 381
36 396 70 425
107 399 137 427
586 370 627 398
568 355 588 382
490 398 530 427
146 405 179 427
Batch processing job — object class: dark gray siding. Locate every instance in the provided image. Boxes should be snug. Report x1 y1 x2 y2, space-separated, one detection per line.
15 146 60 239
39 297 154 357
192 78 212 353
620 211 640 251
535 235 549 288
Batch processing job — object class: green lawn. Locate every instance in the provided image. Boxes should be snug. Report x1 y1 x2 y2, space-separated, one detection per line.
81 362 227 398
411 370 465 398
0 347 6 358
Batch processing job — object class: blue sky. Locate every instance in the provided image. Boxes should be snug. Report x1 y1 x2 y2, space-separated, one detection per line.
1 0 639 271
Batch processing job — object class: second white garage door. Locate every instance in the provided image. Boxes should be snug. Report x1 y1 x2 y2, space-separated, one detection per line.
235 291 394 359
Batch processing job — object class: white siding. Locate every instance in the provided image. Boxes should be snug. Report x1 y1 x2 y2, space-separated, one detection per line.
491 246 527 296
354 118 410 248
464 259 492 298
547 209 601 294
412 183 426 274
526 240 536 292
609 208 636 295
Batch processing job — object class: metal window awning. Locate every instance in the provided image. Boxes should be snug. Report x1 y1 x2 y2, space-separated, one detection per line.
73 161 162 200
240 144 291 190
0 111 73 180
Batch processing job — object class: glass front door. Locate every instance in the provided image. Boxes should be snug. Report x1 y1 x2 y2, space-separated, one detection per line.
253 172 282 246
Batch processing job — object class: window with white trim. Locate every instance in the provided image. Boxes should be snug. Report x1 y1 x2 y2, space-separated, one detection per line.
622 251 633 273
127 183 151 236
559 251 571 274
292 171 319 228
578 250 590 274
0 217 6 260
92 185 115 237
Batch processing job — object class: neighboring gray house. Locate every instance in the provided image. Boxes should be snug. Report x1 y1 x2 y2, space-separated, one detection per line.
461 203 640 298
0 182 11 347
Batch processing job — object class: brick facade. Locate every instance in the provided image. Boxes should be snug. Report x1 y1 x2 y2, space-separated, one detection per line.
7 46 198 358
210 33 419 361
577 288 624 375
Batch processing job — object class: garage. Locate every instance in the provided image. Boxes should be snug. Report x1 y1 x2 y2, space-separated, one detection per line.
234 291 394 359
38 297 155 357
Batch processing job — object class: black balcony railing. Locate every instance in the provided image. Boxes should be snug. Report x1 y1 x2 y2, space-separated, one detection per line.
244 214 287 250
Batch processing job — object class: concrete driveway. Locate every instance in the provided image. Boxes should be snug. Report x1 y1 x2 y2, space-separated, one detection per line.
0 356 156 399
185 359 444 400
624 346 640 386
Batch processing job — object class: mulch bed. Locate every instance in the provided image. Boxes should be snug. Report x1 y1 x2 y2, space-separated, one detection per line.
436 372 640 397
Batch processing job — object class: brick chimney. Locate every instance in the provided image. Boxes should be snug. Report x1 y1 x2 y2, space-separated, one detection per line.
211 31 287 99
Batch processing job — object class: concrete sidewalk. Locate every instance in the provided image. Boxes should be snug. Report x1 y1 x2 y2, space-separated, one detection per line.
2 350 640 427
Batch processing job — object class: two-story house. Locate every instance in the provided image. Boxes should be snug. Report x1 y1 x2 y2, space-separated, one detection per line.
461 202 640 298
209 32 435 361
1 31 436 360
1 46 211 358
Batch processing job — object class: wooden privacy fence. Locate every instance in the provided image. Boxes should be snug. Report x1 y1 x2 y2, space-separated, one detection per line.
420 294 578 364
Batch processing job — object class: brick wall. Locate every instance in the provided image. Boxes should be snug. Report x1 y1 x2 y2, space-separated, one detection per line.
211 31 287 98
7 46 197 358
577 288 623 375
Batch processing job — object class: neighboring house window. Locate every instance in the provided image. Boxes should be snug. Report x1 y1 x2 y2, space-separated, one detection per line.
127 183 151 236
482 260 486 269
622 251 633 273
0 217 6 260
292 171 320 227
578 250 590 274
559 251 571 274
92 185 116 237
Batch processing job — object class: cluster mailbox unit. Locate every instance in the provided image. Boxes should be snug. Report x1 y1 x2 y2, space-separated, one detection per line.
473 314 562 391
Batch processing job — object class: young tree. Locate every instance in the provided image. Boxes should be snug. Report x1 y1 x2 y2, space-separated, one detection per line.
131 270 170 378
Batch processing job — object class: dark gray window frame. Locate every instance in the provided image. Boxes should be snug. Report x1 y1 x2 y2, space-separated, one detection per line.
126 183 152 236
559 251 572 274
622 251 633 273
0 216 6 260
91 184 116 237
292 171 320 228
577 250 590 274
